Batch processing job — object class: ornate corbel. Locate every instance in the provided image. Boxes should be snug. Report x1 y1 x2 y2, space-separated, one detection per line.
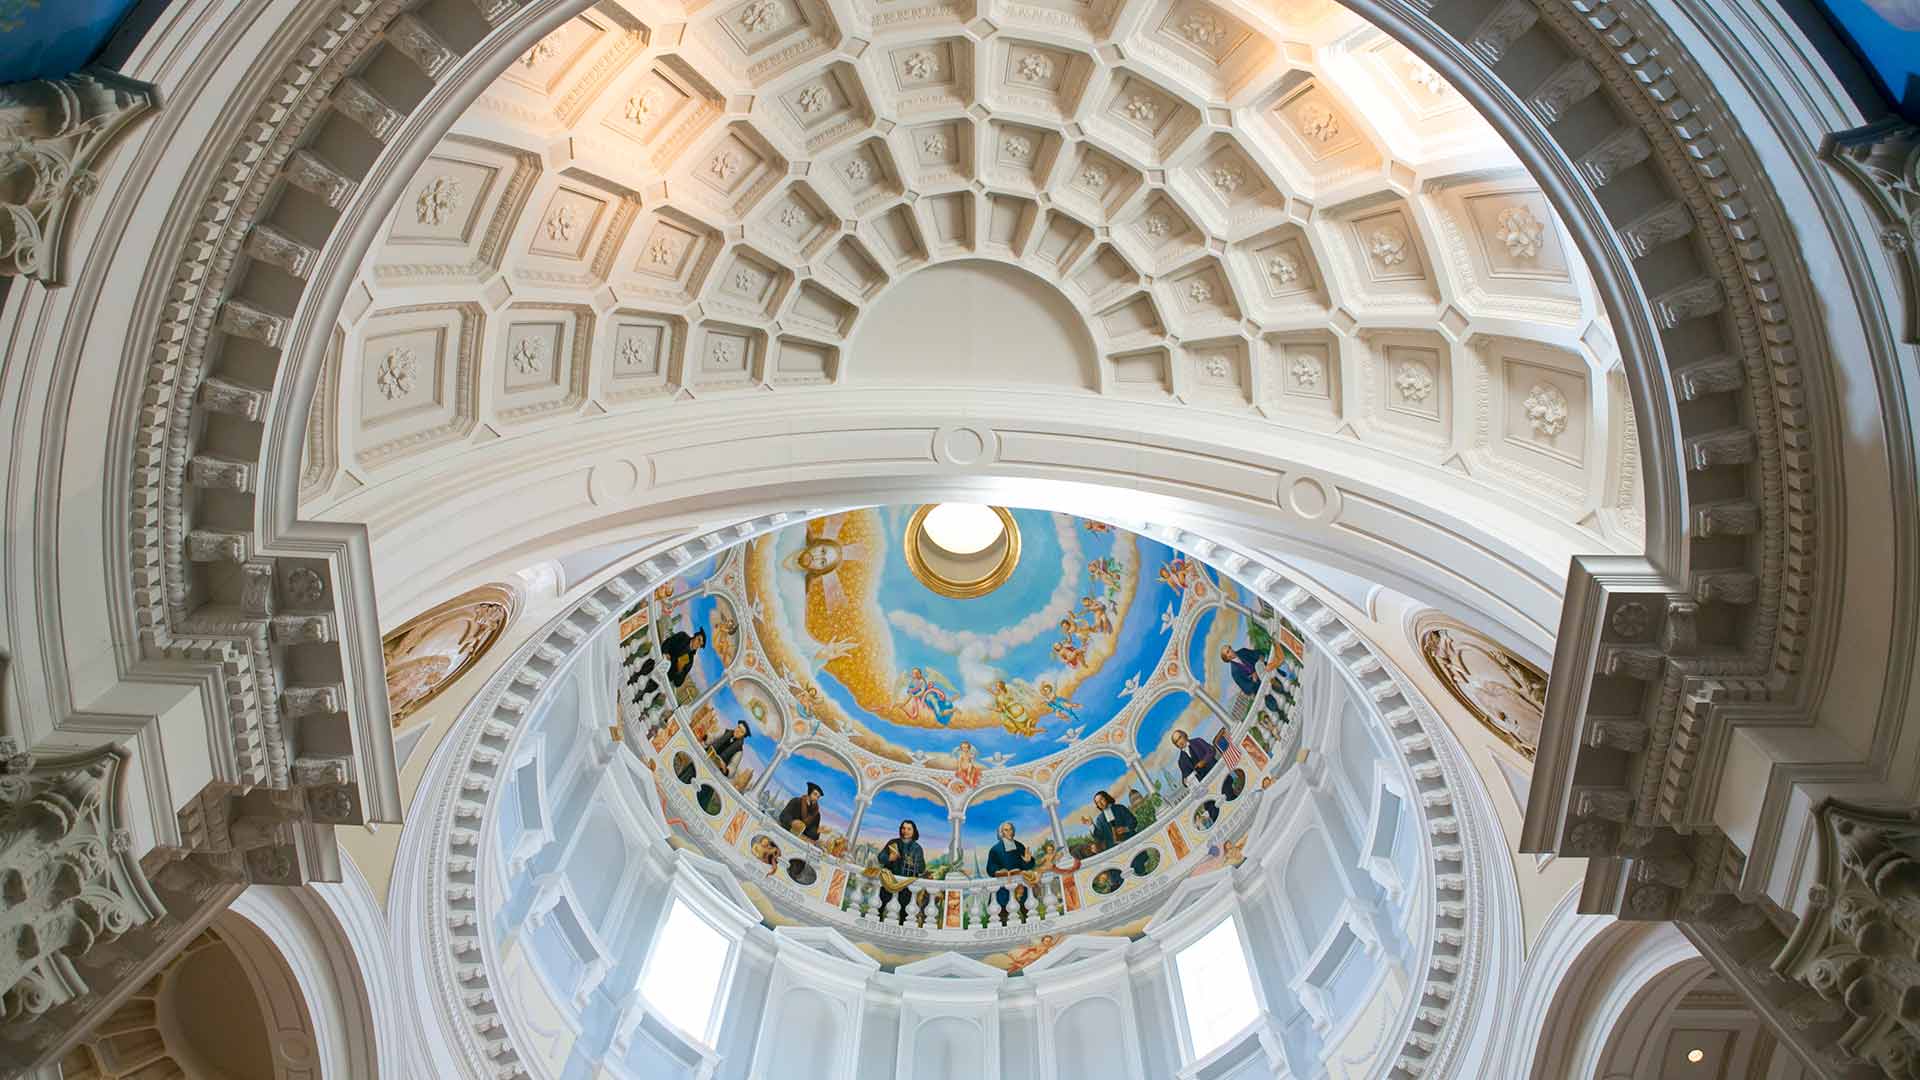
0 742 162 1044
0 70 158 285
1773 800 1920 1077
1826 119 1920 343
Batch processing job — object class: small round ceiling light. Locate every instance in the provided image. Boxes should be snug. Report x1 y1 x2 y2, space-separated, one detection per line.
1686 1049 1705 1064
906 504 1020 599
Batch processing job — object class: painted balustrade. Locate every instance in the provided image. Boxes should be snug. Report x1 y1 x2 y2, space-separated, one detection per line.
614 632 1300 946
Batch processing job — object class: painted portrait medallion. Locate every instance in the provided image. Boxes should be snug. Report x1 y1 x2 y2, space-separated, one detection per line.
382 583 516 726
1418 617 1547 759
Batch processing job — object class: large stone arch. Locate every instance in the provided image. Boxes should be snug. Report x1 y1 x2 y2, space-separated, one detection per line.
2 0 1910 1069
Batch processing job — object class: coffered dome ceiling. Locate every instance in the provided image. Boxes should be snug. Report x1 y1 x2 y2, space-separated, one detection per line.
298 0 1646 569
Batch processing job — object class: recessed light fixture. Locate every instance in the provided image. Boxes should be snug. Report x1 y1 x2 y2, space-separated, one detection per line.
1686 1049 1705 1064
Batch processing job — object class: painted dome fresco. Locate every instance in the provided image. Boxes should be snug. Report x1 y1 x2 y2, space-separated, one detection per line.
614 505 1311 963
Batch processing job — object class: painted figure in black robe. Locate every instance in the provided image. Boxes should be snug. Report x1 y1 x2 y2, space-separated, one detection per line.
986 822 1035 912
877 819 926 918
778 782 824 842
1086 791 1137 852
1172 729 1218 784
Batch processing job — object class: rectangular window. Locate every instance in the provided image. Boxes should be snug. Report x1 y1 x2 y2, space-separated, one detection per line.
1174 916 1262 1060
639 898 732 1044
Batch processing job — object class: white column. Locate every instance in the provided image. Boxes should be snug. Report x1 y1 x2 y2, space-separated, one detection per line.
1044 799 1066 851
848 794 872 844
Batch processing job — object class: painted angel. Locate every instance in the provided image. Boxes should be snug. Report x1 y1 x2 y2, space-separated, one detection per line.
1051 638 1087 668
784 513 868 610
952 740 983 790
1087 556 1123 593
1158 556 1208 597
1036 680 1081 724
1078 595 1114 635
991 679 1042 737
897 666 958 725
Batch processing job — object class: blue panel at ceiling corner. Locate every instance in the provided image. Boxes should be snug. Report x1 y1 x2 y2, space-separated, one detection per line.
0 0 142 84
1813 0 1920 122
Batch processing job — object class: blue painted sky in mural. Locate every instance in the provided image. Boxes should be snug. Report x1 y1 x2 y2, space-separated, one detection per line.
0 0 141 83
754 508 1181 768
1815 0 1920 118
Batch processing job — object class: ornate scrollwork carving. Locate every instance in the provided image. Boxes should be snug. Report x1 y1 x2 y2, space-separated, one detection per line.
0 71 157 285
0 743 161 1033
1826 119 1920 342
1774 800 1920 1076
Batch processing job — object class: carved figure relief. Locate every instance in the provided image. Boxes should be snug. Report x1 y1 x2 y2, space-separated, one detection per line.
1018 54 1053 82
796 85 829 114
415 175 462 226
382 584 516 725
1418 617 1546 759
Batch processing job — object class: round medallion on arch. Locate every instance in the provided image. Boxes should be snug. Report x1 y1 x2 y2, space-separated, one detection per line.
934 424 997 467
1284 474 1339 521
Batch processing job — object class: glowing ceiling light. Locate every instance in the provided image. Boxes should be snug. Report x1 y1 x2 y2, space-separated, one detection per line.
1686 1049 1705 1064
921 503 1005 555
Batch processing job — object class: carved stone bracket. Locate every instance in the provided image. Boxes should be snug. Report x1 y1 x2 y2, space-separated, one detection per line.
0 743 161 1049
1771 800 1920 1078
0 70 157 285
1825 119 1920 343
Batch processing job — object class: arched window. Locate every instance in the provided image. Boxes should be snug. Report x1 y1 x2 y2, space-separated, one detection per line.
1173 916 1262 1060
638 898 733 1045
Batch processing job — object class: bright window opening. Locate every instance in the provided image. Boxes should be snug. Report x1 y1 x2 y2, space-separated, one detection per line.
921 503 1005 555
639 899 731 1044
1175 917 1262 1060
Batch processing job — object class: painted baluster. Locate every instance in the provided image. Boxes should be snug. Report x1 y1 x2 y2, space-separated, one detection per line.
1018 880 1034 923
